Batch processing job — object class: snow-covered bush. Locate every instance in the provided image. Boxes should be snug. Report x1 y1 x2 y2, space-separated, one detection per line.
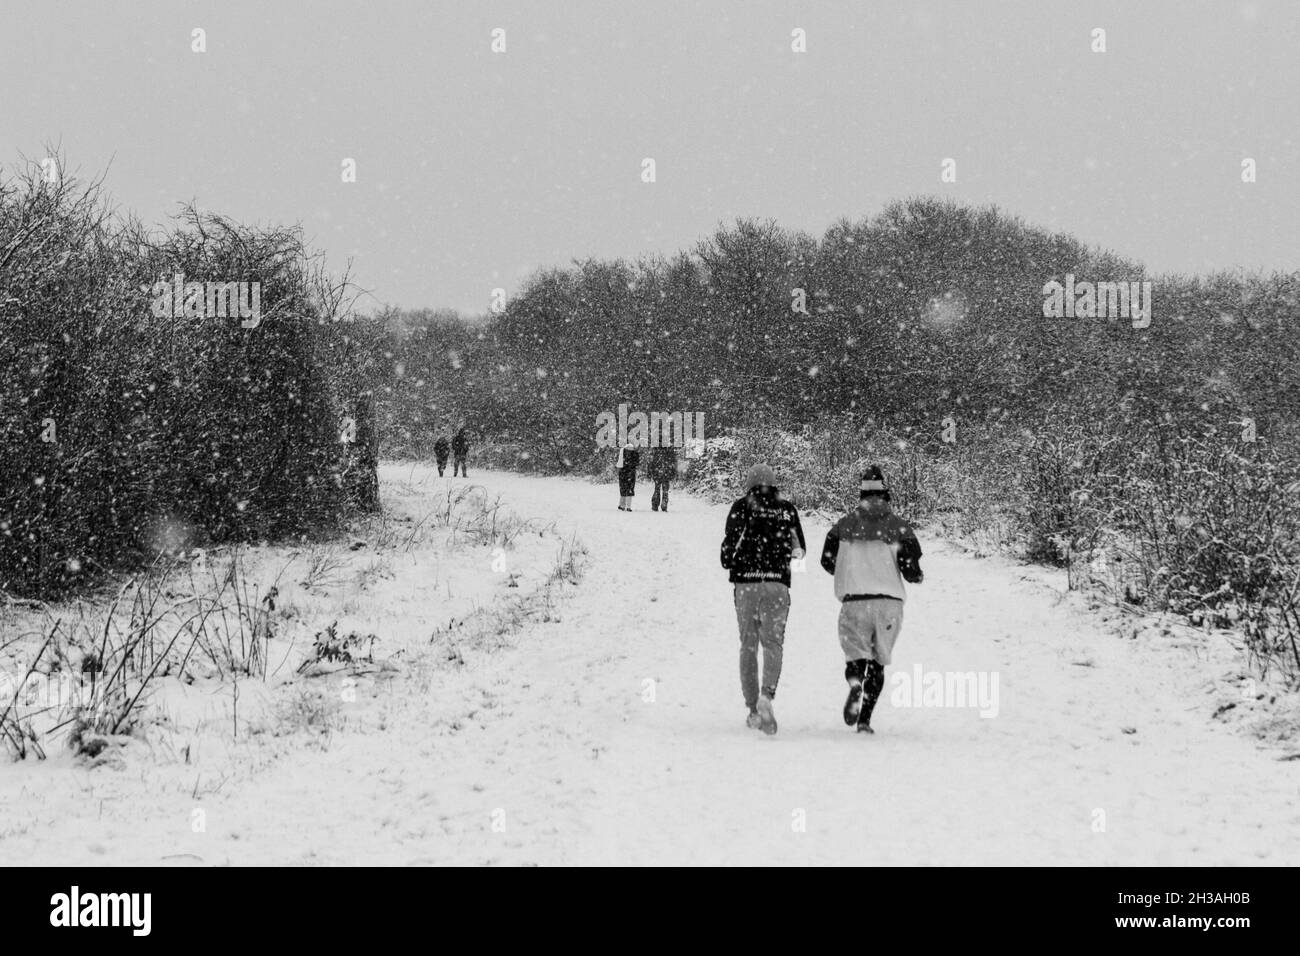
1015 418 1300 681
0 157 374 598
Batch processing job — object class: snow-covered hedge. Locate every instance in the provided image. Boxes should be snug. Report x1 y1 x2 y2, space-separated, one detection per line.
0 161 374 598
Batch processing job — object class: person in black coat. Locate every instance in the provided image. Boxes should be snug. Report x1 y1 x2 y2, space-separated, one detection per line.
616 443 640 511
649 445 677 512
433 434 450 476
719 463 806 734
451 427 470 477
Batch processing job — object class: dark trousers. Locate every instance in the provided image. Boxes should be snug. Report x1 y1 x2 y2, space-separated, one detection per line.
734 583 789 709
453 456 467 477
435 457 447 476
651 479 670 510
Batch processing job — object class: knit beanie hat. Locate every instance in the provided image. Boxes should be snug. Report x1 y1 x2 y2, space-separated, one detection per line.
745 463 778 492
859 465 890 498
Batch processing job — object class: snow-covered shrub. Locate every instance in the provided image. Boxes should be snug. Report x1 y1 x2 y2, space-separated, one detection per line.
0 157 374 598
688 436 738 493
688 423 1009 527
297 621 376 674
1013 418 1300 681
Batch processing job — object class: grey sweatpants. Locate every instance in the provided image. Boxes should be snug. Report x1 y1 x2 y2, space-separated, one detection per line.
734 582 790 708
838 597 904 665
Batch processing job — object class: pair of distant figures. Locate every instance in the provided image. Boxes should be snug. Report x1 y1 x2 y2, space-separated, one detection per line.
615 444 676 512
434 428 471 477
720 464 924 736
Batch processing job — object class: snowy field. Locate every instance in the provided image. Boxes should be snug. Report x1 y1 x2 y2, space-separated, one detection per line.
2 464 1298 866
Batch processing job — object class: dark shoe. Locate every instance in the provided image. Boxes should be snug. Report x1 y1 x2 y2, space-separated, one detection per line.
856 723 875 735
843 678 864 726
755 693 777 736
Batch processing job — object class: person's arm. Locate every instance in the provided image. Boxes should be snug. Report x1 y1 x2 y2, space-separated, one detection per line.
820 526 840 574
897 524 924 583
789 506 807 556
720 501 745 570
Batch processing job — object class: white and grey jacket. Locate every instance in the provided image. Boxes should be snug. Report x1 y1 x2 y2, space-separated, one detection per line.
820 500 923 601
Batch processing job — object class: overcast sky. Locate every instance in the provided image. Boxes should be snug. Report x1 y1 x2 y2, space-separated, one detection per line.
3 0 1297 315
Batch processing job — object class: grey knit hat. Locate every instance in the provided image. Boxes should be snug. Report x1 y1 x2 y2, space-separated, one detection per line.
745 463 778 491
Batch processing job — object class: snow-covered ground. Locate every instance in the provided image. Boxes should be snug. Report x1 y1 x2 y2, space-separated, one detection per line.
2 464 1299 865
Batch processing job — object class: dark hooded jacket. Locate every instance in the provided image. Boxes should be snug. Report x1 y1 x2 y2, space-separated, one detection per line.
720 489 806 588
649 446 678 481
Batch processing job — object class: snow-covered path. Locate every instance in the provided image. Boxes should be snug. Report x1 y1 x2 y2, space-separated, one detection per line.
3 465 1299 866
442 469 1300 866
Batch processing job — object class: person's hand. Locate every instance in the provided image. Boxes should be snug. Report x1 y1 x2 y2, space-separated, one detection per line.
791 547 805 561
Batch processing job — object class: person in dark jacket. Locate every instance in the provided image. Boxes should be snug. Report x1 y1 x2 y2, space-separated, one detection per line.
451 427 470 477
616 443 640 510
433 434 451 476
649 445 677 512
719 463 806 735
820 466 923 734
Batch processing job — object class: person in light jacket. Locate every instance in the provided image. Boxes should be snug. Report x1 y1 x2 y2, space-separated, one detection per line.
820 466 923 734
